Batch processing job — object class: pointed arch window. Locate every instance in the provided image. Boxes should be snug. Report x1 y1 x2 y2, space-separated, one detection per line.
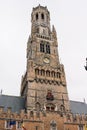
36 13 38 20
41 13 44 20
40 42 45 52
35 69 39 75
50 120 57 130
41 69 45 76
46 70 50 77
46 43 50 54
40 41 51 54
78 125 83 130
46 103 55 111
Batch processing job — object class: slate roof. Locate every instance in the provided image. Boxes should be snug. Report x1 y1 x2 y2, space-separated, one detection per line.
0 95 25 113
70 100 87 114
0 95 87 114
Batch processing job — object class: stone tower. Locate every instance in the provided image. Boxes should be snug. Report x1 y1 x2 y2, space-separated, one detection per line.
20 5 70 113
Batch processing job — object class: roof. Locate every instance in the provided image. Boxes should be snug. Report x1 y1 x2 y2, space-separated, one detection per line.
0 95 25 113
70 100 87 114
0 95 87 114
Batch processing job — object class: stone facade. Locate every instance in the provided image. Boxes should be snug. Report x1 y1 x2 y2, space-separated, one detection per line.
0 107 87 130
21 4 70 113
0 4 87 130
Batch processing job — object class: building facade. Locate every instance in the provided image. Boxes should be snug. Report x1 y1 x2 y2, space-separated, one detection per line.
20 4 70 113
0 5 87 130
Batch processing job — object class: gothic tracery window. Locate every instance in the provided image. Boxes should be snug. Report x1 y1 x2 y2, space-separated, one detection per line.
46 43 50 54
40 42 45 52
40 41 50 54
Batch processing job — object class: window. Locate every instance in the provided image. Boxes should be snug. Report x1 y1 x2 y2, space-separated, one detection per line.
36 13 38 20
56 72 61 78
41 13 44 19
51 71 55 77
41 69 45 76
35 69 39 75
78 125 83 130
35 126 39 130
46 43 50 54
60 105 65 112
50 120 57 130
46 103 55 111
30 111 34 117
40 41 51 54
46 70 50 77
16 121 21 129
40 43 45 52
5 120 12 129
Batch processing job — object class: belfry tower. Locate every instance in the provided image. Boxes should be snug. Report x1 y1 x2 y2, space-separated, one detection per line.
20 5 70 113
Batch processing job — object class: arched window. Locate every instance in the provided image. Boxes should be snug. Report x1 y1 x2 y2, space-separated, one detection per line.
46 70 50 77
35 102 41 111
50 120 57 130
40 41 51 54
41 69 45 76
37 28 39 33
56 72 61 78
60 105 65 112
41 13 44 20
40 42 45 52
46 43 50 54
30 111 34 117
35 69 39 75
51 71 55 77
46 90 54 101
36 13 38 20
46 103 55 111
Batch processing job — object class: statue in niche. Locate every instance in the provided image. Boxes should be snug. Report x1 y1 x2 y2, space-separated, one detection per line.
46 90 54 101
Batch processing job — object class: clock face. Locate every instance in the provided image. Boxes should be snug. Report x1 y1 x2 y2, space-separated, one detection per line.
43 58 50 63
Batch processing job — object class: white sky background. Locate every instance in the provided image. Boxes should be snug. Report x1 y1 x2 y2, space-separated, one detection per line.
0 0 87 102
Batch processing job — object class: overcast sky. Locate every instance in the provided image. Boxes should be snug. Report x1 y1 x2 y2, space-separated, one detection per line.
0 0 87 102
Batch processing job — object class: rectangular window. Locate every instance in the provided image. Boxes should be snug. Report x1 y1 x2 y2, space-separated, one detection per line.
5 120 12 129
35 126 38 130
78 125 83 130
16 121 21 129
